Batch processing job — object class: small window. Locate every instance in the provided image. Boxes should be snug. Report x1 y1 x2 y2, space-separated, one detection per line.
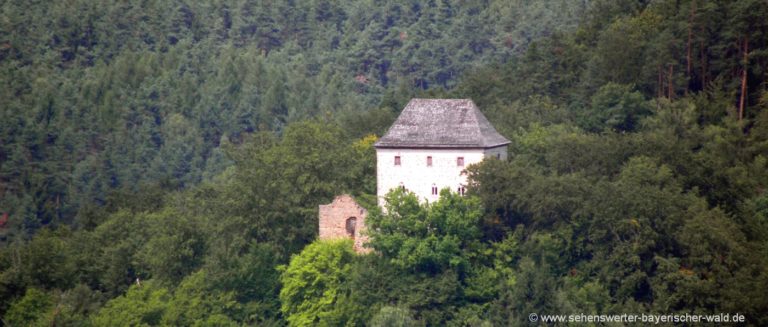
496 153 501 159
399 182 406 191
394 156 401 166
458 186 466 196
427 156 432 167
346 217 357 238
431 184 438 195
457 157 464 166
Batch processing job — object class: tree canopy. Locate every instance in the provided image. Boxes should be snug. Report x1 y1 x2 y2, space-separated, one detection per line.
2 0 768 325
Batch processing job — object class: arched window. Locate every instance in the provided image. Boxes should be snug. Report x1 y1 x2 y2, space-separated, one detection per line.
346 217 357 238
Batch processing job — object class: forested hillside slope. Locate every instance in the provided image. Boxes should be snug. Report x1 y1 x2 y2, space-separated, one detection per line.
2 0 768 325
0 0 584 234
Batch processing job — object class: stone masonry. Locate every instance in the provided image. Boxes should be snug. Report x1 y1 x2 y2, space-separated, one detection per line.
318 194 370 253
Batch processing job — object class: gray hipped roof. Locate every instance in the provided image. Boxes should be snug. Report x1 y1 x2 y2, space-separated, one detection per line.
374 98 511 148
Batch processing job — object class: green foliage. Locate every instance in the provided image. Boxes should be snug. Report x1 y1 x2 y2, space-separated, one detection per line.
46 284 105 327
279 239 356 326
90 281 170 326
466 98 768 323
3 288 53 326
21 228 77 290
369 306 417 327
161 271 240 326
91 271 240 326
2 0 768 325
204 242 282 321
581 83 651 132
0 0 584 236
137 208 207 285
221 120 367 255
368 189 483 274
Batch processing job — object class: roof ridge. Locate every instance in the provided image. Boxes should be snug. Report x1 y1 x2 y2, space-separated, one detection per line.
374 98 510 149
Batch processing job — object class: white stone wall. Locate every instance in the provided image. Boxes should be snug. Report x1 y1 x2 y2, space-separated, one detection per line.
376 145 507 204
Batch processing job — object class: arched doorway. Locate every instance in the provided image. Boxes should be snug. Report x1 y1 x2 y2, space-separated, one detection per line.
345 217 357 238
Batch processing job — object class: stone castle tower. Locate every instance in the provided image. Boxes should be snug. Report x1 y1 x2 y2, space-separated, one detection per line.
319 98 509 252
374 98 510 203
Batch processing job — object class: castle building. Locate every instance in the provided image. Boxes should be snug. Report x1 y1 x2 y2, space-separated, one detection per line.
374 98 510 203
318 98 509 252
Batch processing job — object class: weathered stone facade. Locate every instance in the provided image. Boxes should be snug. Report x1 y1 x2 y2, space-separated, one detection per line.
318 194 370 253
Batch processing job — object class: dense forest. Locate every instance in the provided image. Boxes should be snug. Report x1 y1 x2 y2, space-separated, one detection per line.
1 0 768 325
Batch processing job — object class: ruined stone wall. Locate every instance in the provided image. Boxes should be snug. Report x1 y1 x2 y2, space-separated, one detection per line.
318 194 370 253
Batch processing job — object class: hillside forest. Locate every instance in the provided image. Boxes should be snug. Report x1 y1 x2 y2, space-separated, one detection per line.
1 0 768 325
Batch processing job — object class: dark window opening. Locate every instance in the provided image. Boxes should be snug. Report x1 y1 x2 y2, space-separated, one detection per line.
431 184 438 195
395 156 401 166
346 217 357 238
457 157 464 166
427 156 432 166
496 153 501 159
457 186 465 196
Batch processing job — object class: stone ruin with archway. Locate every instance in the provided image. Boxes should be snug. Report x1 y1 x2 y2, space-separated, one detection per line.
318 194 370 253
